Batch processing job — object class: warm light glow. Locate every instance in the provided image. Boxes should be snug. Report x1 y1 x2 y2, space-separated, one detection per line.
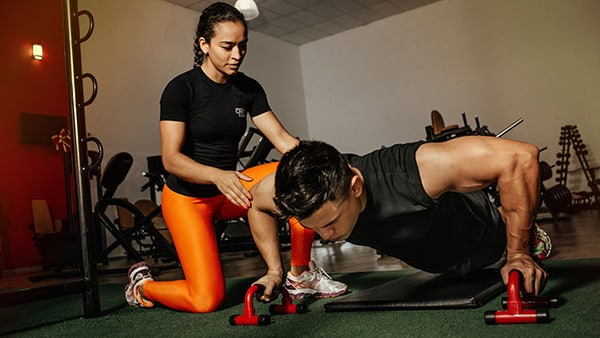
234 0 259 21
32 44 43 60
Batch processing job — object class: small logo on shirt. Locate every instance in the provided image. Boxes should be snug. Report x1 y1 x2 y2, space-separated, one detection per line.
235 107 247 118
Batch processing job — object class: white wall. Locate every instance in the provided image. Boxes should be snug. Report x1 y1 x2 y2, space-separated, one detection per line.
80 0 307 203
300 0 600 191
81 0 600 206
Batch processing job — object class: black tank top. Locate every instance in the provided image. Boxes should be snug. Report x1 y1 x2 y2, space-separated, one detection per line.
344 142 505 273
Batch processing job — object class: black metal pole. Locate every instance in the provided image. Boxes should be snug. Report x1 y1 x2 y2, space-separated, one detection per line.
62 0 100 317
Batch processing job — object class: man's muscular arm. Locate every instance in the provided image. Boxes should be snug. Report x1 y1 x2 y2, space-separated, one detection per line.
416 136 547 295
247 174 285 302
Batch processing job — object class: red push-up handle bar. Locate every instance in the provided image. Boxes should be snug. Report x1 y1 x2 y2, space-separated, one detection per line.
230 284 308 326
484 270 551 324
269 288 308 315
230 284 271 326
501 295 561 309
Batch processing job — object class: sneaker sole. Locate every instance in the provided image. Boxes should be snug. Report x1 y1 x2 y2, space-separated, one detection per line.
286 286 348 299
313 287 348 299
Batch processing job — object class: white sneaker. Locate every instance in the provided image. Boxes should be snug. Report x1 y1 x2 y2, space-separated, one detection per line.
124 261 154 308
284 261 348 299
531 224 552 260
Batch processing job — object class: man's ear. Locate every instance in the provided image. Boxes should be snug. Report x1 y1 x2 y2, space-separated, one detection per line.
350 175 363 197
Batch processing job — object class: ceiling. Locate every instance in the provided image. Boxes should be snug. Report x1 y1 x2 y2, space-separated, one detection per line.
163 0 441 45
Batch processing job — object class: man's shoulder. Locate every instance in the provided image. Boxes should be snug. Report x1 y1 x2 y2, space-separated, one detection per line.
250 173 278 213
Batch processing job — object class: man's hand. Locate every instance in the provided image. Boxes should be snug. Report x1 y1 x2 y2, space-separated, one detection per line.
252 271 283 303
500 252 548 296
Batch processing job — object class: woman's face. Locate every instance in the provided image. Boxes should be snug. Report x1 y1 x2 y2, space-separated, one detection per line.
200 21 247 83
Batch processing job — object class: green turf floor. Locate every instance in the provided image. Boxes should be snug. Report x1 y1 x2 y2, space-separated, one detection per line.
1 258 598 337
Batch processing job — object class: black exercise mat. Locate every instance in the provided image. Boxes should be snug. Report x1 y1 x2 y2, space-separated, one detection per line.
325 268 504 312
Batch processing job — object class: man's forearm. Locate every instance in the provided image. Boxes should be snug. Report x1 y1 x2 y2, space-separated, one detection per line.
502 209 534 257
497 144 540 257
247 208 284 276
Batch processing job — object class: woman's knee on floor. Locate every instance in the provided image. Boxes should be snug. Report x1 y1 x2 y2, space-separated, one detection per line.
187 288 225 313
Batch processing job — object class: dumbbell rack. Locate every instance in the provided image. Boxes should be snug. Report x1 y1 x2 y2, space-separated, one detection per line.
555 125 600 209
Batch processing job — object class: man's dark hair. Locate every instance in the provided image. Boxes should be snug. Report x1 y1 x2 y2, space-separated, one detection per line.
274 140 354 220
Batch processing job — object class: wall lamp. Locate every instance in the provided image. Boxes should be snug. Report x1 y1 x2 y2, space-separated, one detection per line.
32 44 43 60
234 0 259 21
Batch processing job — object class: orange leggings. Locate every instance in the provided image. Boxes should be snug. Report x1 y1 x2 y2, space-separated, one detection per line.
143 162 314 313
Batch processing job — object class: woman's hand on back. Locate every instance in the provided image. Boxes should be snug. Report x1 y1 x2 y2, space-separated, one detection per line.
213 170 253 208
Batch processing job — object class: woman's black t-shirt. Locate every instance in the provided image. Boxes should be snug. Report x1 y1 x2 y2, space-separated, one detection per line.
160 68 271 197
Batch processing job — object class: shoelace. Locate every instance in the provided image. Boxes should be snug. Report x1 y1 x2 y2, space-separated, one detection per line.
307 265 333 281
